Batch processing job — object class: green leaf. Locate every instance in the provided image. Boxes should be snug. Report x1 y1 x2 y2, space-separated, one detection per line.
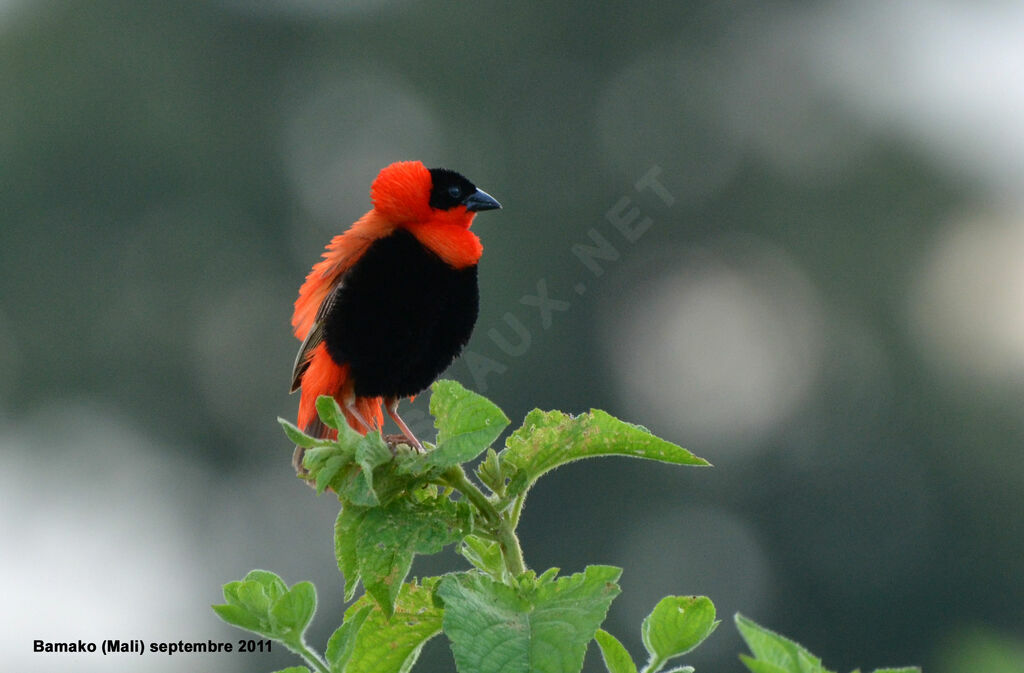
735 614 829 673
798 650 826 673
373 453 428 504
315 455 348 494
278 418 333 449
325 604 373 673
335 505 366 601
357 498 472 616
303 444 354 473
356 432 393 479
271 581 317 641
476 448 505 494
213 572 285 636
359 543 414 620
502 409 709 498
324 432 394 506
230 581 272 622
735 615 919 673
272 668 310 673
291 432 369 498
438 565 622 673
344 579 444 673
211 603 265 634
595 629 638 673
641 596 718 662
243 569 289 603
315 395 348 431
213 571 310 641
428 380 511 469
335 467 379 506
739 656 791 673
459 534 507 579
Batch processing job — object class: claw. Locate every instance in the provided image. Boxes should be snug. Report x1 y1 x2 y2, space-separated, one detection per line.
385 396 424 452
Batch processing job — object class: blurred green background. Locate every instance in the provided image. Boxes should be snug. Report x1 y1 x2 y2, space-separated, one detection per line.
3 1 1023 671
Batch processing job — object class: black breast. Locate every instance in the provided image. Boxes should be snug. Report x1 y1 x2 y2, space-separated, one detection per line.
322 228 479 398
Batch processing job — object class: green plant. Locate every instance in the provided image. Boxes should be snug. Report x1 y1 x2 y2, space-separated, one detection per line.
734 614 919 673
213 380 920 673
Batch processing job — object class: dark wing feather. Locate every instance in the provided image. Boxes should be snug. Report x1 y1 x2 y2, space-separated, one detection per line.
290 282 342 393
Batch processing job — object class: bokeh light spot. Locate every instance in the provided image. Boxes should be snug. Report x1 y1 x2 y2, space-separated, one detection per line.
790 0 1024 196
908 209 1024 386
602 238 825 454
0 404 211 671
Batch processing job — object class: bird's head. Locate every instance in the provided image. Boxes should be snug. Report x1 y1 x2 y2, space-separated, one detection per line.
370 160 501 228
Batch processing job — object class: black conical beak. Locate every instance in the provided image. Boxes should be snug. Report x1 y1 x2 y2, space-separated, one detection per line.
463 188 501 212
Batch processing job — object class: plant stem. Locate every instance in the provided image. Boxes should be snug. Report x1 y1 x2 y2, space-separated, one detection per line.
442 465 526 577
510 492 526 529
442 465 501 526
285 639 331 673
495 517 526 577
640 655 665 673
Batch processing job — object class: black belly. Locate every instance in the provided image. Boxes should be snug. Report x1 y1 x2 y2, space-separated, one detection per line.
322 228 479 398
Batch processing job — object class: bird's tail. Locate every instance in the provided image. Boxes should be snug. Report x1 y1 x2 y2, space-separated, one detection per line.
293 345 383 477
296 344 383 438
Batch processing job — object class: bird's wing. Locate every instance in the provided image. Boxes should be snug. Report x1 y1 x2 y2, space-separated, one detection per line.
291 213 395 392
292 212 393 340
290 284 339 393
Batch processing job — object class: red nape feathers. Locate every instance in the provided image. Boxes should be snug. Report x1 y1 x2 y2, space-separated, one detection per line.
369 160 434 223
290 160 501 478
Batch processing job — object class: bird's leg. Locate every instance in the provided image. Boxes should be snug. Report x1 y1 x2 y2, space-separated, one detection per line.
344 402 374 435
337 386 377 435
385 396 425 453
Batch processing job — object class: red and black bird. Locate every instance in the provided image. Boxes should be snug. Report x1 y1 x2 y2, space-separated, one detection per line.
290 160 500 471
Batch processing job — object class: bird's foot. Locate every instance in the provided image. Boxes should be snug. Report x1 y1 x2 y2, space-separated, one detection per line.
383 433 424 454
384 397 426 453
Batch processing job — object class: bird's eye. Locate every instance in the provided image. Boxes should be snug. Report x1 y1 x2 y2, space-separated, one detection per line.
448 185 462 199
